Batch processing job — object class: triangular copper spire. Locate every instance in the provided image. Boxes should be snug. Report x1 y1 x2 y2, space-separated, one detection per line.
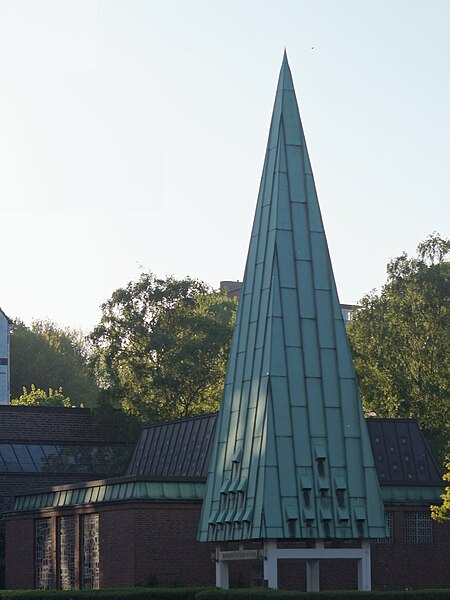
198 54 386 542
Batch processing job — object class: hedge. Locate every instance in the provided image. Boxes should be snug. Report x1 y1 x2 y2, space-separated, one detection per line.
0 588 202 600
196 590 450 600
0 589 448 600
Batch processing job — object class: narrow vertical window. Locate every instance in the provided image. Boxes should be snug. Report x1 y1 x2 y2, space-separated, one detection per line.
36 518 53 590
59 516 76 589
82 514 100 589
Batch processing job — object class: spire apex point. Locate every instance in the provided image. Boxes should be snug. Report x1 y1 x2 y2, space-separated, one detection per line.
278 48 293 92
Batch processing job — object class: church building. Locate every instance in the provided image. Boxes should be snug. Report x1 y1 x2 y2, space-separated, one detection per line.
4 55 448 591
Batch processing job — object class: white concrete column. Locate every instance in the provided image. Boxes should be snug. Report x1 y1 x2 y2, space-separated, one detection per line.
306 560 320 592
263 539 278 589
306 539 322 591
357 540 371 591
215 545 229 589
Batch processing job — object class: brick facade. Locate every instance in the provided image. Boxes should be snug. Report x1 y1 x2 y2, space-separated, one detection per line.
371 505 450 590
5 500 450 590
0 405 129 444
132 502 214 587
5 516 34 589
5 501 216 589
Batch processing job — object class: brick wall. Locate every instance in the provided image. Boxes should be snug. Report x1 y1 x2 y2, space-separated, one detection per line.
371 505 450 590
0 405 129 443
132 502 215 587
5 515 34 589
278 559 358 590
5 502 450 590
100 505 136 588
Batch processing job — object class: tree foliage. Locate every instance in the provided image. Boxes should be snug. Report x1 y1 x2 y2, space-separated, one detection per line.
89 273 236 423
10 320 98 407
347 233 450 465
11 384 71 407
431 460 450 522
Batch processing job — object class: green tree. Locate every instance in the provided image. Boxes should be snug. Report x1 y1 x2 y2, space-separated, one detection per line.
431 460 450 522
89 273 236 423
347 233 450 466
11 384 71 407
10 320 98 407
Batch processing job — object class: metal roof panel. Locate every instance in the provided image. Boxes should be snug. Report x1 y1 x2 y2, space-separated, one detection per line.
296 261 315 318
126 413 217 478
366 418 442 485
281 290 302 347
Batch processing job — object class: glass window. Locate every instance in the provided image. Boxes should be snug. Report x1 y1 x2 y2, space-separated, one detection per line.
12 444 37 472
405 511 433 544
0 452 7 471
57 446 82 472
0 444 21 472
59 516 76 590
29 446 50 472
82 514 100 589
41 445 62 472
36 518 53 589
0 443 131 475
90 446 105 470
71 446 92 472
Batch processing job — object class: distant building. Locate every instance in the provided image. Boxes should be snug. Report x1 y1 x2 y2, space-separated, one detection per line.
220 280 243 300
340 303 358 325
0 308 12 405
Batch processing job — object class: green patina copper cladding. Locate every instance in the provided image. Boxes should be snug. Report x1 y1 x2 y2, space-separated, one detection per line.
380 485 444 505
12 479 206 512
198 53 387 543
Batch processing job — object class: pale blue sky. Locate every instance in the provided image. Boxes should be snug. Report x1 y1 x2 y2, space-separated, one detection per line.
0 0 449 331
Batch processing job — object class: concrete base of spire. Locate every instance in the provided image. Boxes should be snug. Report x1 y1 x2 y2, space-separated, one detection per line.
306 559 320 591
263 538 372 591
358 539 371 591
263 539 278 588
215 539 372 591
215 546 229 588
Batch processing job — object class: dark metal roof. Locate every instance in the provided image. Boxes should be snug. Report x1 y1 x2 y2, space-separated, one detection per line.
126 413 216 478
7 417 444 513
127 414 442 487
366 418 442 484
